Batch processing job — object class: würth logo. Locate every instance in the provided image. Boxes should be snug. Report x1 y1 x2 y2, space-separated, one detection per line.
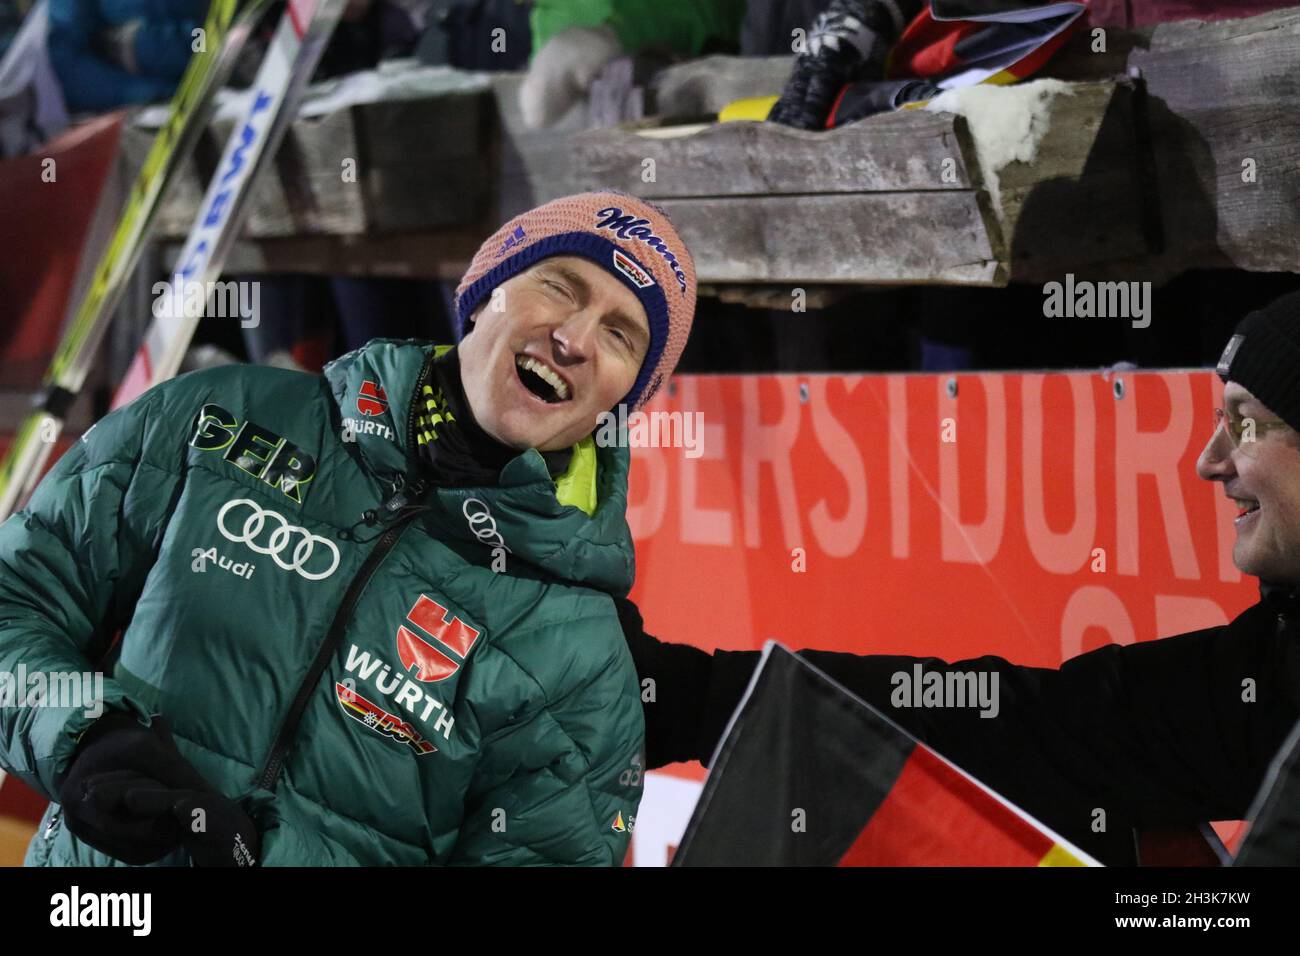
396 595 482 682
357 380 388 417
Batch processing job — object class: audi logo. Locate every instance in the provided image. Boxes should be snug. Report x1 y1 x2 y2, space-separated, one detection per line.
462 497 510 552
218 498 340 581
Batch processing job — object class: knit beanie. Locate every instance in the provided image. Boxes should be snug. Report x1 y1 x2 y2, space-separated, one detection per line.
1216 289 1300 432
454 190 697 410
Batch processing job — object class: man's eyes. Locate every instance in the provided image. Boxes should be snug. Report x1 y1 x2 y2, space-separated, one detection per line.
538 277 637 352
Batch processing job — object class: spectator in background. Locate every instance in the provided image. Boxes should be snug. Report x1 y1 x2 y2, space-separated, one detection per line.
416 0 533 71
519 0 746 128
315 0 420 77
47 0 207 112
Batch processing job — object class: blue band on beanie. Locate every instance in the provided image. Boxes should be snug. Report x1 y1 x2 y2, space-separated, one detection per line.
455 231 670 410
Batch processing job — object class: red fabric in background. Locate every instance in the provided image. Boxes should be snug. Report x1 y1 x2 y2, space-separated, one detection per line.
1088 0 1298 27
0 777 49 828
0 112 125 388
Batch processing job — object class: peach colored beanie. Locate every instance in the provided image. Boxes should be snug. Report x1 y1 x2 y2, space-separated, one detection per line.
454 190 697 410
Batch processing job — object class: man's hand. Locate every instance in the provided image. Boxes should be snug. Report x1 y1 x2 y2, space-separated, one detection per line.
58 711 214 864
58 711 258 865
60 768 187 865
119 782 260 867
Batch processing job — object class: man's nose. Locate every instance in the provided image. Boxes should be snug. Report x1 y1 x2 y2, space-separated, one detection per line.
552 311 597 361
1195 425 1236 483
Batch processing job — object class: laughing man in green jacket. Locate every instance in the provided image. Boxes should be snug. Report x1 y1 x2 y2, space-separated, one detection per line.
0 189 697 866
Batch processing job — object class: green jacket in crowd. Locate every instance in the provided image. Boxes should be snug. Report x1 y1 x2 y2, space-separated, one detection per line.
0 339 645 865
530 0 746 60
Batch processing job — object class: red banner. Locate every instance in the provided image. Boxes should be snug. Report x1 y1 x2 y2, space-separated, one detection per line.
0 112 124 387
626 370 1256 864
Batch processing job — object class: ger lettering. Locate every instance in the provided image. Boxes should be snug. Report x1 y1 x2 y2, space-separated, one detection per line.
188 402 316 503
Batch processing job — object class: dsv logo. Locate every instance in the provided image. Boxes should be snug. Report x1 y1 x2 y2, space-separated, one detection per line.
461 498 511 554
218 499 340 581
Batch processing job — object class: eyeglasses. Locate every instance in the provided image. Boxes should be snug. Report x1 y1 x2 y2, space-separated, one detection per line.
1214 407 1292 447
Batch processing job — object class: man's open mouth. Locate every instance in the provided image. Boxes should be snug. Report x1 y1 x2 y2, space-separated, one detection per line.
515 355 571 404
1233 498 1261 522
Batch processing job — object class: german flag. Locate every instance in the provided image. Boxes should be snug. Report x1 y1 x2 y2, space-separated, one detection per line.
673 643 1098 867
888 1 1089 88
825 1 1089 128
1235 716 1300 866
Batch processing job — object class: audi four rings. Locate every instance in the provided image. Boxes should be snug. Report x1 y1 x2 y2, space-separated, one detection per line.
462 497 511 553
218 498 341 581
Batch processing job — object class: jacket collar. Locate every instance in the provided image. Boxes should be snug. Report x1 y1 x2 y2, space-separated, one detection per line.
1261 580 1300 618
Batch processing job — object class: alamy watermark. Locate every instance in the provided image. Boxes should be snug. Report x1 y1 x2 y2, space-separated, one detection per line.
0 666 105 719
152 277 260 327
594 404 704 458
1042 274 1151 329
50 886 150 935
890 664 1000 719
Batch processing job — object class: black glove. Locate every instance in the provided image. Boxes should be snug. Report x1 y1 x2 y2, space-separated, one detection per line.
770 0 929 130
58 711 214 865
117 781 260 867
770 0 890 129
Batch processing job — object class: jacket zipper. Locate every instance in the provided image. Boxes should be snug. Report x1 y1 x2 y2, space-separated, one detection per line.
254 479 426 792
254 355 434 791
406 354 432 453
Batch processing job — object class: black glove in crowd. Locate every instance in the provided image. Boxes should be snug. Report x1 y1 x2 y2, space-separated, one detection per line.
769 0 926 130
58 711 260 866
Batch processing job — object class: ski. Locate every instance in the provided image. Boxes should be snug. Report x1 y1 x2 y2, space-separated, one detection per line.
111 0 348 411
0 0 277 520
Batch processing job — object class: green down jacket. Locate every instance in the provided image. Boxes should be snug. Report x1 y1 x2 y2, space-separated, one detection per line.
0 339 645 865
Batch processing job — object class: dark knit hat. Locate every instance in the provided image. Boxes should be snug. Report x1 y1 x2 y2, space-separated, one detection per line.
454 190 697 411
1216 290 1300 432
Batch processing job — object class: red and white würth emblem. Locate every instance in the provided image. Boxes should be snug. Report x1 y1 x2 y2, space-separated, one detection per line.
357 380 388 417
397 594 482 682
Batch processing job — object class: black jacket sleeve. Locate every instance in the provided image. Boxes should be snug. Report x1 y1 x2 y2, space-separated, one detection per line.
620 597 1300 866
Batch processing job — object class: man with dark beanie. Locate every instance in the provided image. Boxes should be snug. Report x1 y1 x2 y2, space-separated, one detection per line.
621 289 1300 866
0 190 697 865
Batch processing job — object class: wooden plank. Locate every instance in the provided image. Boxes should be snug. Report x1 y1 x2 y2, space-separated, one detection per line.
236 106 367 237
572 110 978 197
353 94 494 233
663 194 1003 286
993 79 1154 280
1129 7 1300 276
1043 7 1300 278
487 73 596 219
123 86 495 239
204 231 482 280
